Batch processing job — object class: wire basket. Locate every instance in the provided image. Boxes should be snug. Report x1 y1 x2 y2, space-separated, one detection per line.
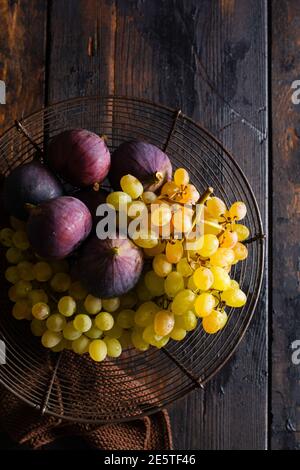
0 96 264 423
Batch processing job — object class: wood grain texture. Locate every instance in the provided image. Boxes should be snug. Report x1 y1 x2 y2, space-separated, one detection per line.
0 0 47 133
272 0 300 450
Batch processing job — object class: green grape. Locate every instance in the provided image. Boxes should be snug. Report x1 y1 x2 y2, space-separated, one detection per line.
42 330 62 348
119 330 132 348
12 230 29 250
155 336 170 348
103 337 122 358
187 275 198 291
202 309 228 334
198 234 219 258
72 335 90 355
144 270 165 297
32 302 50 320
210 247 235 267
142 325 163 347
105 323 123 339
128 200 147 220
134 301 159 327
229 202 247 221
33 261 52 282
193 267 214 291
136 279 153 301
50 272 71 292
154 310 175 336
28 289 48 306
63 322 82 340
6 247 24 264
84 294 102 315
206 197 226 218
166 240 183 264
144 240 166 257
0 227 14 247
85 320 103 339
120 174 143 199
5 266 20 284
120 291 137 309
219 230 238 249
46 313 67 332
221 288 247 307
9 216 26 231
12 300 31 320
58 296 76 317
15 280 32 298
95 311 114 331
17 261 35 281
73 314 92 333
133 230 159 249
176 258 193 277
230 279 239 289
116 309 134 329
68 281 88 300
106 191 132 211
8 285 18 302
89 339 107 362
164 271 185 298
31 319 47 337
152 254 172 278
194 293 215 318
131 329 150 351
50 259 69 274
52 338 69 352
102 297 120 313
174 167 189 186
142 191 157 204
233 242 248 261
175 310 197 331
232 224 249 242
171 289 196 315
170 327 187 341
151 203 172 227
210 266 231 291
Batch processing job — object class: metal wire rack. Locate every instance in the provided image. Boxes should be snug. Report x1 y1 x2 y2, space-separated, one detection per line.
0 96 265 423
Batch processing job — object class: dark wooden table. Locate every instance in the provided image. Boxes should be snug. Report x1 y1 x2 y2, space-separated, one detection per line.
0 0 298 450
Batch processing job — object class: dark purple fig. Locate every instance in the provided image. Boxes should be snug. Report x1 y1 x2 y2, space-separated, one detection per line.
47 129 111 187
3 160 63 220
109 141 172 192
76 235 144 298
75 186 109 225
27 196 92 259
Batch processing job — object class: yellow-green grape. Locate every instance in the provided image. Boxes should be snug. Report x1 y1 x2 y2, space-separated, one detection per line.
134 301 159 327
230 279 239 289
68 281 87 300
33 261 52 282
176 258 193 277
0 227 14 247
164 271 184 298
144 270 165 296
17 261 35 281
12 230 29 250
120 291 137 309
5 266 20 284
46 313 67 332
119 330 132 348
8 285 18 302
128 200 147 220
155 336 170 348
31 319 47 337
89 339 107 362
50 259 69 274
221 288 247 307
142 325 164 347
142 191 157 204
210 247 235 268
210 266 231 291
85 320 103 339
95 311 114 331
12 300 32 320
152 254 172 278
161 181 180 198
193 267 214 291
165 240 183 264
28 289 48 306
41 330 62 348
52 338 70 353
194 293 215 318
171 289 196 315
197 234 219 258
72 335 90 355
73 314 92 333
233 242 248 261
9 216 26 231
105 323 123 339
116 309 134 329
170 327 187 341
175 310 197 331
84 294 102 314
136 279 153 301
120 174 143 199
50 272 71 292
206 197 226 218
174 167 189 186
6 247 24 264
180 183 200 204
187 275 198 291
202 309 228 334
133 230 158 249
102 297 120 313
103 337 122 358
219 229 238 249
172 208 193 233
32 302 50 320
106 191 132 210
154 310 175 336
232 224 249 242
229 201 247 221
151 203 172 227
144 240 166 258
58 296 76 317
15 280 32 297
63 322 82 340
131 329 149 351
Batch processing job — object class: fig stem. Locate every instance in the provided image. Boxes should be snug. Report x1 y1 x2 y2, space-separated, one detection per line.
14 120 43 156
